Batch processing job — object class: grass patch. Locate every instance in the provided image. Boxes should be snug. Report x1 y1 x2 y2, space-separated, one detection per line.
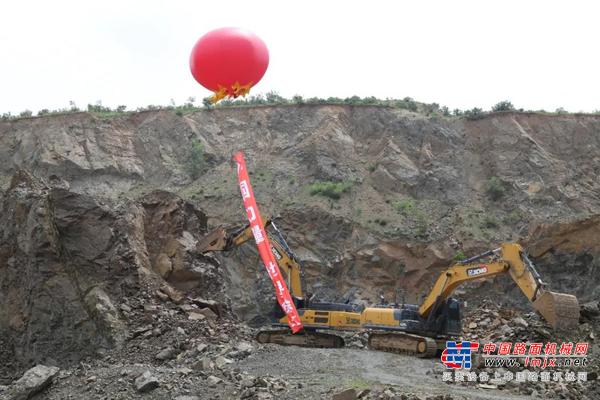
346 377 372 390
308 181 352 200
391 198 428 237
393 199 415 216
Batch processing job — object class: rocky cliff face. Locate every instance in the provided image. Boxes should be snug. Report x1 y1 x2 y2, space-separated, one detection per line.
1 106 599 379
2 108 599 219
0 171 224 382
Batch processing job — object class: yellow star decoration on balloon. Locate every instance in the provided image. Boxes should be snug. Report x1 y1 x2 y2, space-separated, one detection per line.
231 81 253 97
211 82 254 103
210 86 228 103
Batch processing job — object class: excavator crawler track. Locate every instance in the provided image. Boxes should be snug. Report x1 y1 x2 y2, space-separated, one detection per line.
367 332 442 358
256 329 345 348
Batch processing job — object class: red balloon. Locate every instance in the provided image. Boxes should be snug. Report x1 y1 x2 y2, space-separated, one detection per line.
189 27 269 101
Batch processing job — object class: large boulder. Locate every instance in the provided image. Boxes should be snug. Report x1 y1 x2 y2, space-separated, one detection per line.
7 365 59 400
140 190 221 293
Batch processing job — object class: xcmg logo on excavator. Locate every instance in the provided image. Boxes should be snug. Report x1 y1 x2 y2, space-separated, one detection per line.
270 245 282 260
467 265 488 277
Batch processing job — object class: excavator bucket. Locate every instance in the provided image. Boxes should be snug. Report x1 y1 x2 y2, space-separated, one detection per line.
197 227 228 253
532 291 580 331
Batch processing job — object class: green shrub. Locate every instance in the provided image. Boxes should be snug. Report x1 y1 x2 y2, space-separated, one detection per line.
305 97 326 104
87 102 112 113
362 96 378 105
309 181 352 199
503 210 522 225
137 104 161 111
202 97 213 109
464 107 486 120
481 215 499 229
266 91 287 104
453 250 466 261
344 96 362 105
186 140 206 179
422 103 440 116
486 177 505 200
492 101 515 112
394 97 418 112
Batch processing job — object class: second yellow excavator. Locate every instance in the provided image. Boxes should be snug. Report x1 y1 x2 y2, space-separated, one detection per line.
198 219 580 357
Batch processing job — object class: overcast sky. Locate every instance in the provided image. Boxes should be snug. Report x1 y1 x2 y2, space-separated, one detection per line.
1 0 599 114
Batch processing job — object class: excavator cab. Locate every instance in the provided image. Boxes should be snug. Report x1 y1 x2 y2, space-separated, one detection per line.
424 297 462 337
393 298 461 337
444 298 462 335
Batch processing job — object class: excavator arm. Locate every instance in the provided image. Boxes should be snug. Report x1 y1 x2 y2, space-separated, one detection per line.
418 243 579 330
197 219 306 300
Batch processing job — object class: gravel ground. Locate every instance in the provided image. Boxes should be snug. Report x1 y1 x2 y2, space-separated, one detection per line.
35 344 532 400
234 345 531 400
7 337 597 400
4 292 596 400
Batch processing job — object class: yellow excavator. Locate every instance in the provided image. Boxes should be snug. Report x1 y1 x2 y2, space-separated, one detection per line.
198 219 580 357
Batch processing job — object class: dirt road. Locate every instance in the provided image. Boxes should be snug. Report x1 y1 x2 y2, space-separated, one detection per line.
236 345 531 400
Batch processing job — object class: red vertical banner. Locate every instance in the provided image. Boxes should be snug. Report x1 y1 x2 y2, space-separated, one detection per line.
233 151 303 333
